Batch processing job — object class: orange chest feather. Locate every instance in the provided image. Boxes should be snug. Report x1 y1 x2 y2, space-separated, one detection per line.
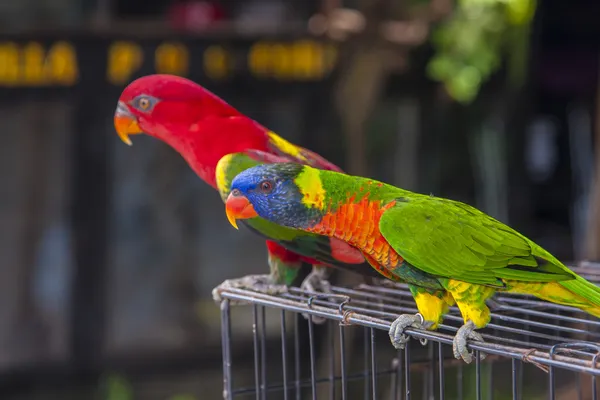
306 196 403 267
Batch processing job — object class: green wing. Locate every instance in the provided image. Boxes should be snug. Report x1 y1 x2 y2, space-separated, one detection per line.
378 196 575 287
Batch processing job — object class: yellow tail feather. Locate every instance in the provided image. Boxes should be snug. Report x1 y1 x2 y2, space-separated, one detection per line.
507 280 600 318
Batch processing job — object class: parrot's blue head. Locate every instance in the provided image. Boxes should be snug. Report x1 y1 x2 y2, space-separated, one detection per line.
225 163 320 229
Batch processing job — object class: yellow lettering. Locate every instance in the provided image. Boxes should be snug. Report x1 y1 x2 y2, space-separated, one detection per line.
248 41 338 80
270 44 292 80
248 43 270 77
22 42 46 85
0 43 19 85
203 45 229 80
155 42 189 76
0 41 79 86
107 41 143 85
291 40 318 79
45 41 78 85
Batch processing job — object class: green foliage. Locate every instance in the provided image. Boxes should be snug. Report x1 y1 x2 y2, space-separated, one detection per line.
101 373 133 400
427 0 537 103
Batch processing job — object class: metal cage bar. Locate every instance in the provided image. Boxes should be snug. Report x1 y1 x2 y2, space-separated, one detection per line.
219 265 600 399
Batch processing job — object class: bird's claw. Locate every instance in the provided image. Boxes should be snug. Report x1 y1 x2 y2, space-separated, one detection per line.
452 320 487 363
388 313 431 350
300 267 333 325
300 266 332 294
212 274 288 305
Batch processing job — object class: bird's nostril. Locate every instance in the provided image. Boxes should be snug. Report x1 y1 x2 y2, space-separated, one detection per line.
231 189 241 196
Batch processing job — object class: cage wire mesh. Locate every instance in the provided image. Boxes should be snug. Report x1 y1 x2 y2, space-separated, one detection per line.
218 263 600 400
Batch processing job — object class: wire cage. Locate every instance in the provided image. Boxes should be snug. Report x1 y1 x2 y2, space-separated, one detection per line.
217 263 600 400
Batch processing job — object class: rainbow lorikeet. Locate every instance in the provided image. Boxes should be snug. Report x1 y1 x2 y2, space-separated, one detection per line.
215 151 371 268
224 162 600 363
113 74 376 303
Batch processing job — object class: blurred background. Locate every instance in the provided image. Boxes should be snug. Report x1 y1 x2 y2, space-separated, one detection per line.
0 0 599 398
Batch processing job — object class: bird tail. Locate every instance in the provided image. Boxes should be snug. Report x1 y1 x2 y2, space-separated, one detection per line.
508 275 600 318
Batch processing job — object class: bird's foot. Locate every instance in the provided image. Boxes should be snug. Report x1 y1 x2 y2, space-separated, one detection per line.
300 267 333 325
212 274 288 305
388 313 432 350
300 266 332 294
452 320 487 363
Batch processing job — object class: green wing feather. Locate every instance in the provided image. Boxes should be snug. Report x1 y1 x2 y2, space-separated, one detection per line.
378 195 575 287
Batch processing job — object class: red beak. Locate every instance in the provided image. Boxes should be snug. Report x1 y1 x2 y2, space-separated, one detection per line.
225 192 258 229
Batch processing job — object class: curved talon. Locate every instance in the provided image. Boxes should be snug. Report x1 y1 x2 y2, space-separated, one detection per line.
452 320 487 363
212 280 241 303
300 277 332 295
211 274 288 305
302 313 327 325
212 287 224 303
300 266 332 295
388 313 430 350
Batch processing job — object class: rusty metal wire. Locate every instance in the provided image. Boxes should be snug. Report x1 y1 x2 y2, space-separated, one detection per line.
218 264 600 399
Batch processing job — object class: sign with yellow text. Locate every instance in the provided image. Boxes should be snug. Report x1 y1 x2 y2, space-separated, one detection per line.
0 38 338 88
0 41 78 86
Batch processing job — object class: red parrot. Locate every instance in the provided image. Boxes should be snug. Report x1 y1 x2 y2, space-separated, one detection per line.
113 74 376 299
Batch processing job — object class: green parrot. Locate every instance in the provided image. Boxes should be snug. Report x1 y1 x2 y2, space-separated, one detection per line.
213 151 383 297
224 162 600 363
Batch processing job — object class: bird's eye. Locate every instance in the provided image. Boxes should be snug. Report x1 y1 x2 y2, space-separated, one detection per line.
258 181 273 193
132 95 156 112
139 98 150 109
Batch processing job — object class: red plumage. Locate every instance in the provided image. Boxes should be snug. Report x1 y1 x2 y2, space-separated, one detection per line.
117 74 349 270
118 75 272 189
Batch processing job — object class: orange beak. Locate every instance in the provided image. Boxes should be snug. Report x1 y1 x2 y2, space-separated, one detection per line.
225 191 258 229
114 101 143 146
